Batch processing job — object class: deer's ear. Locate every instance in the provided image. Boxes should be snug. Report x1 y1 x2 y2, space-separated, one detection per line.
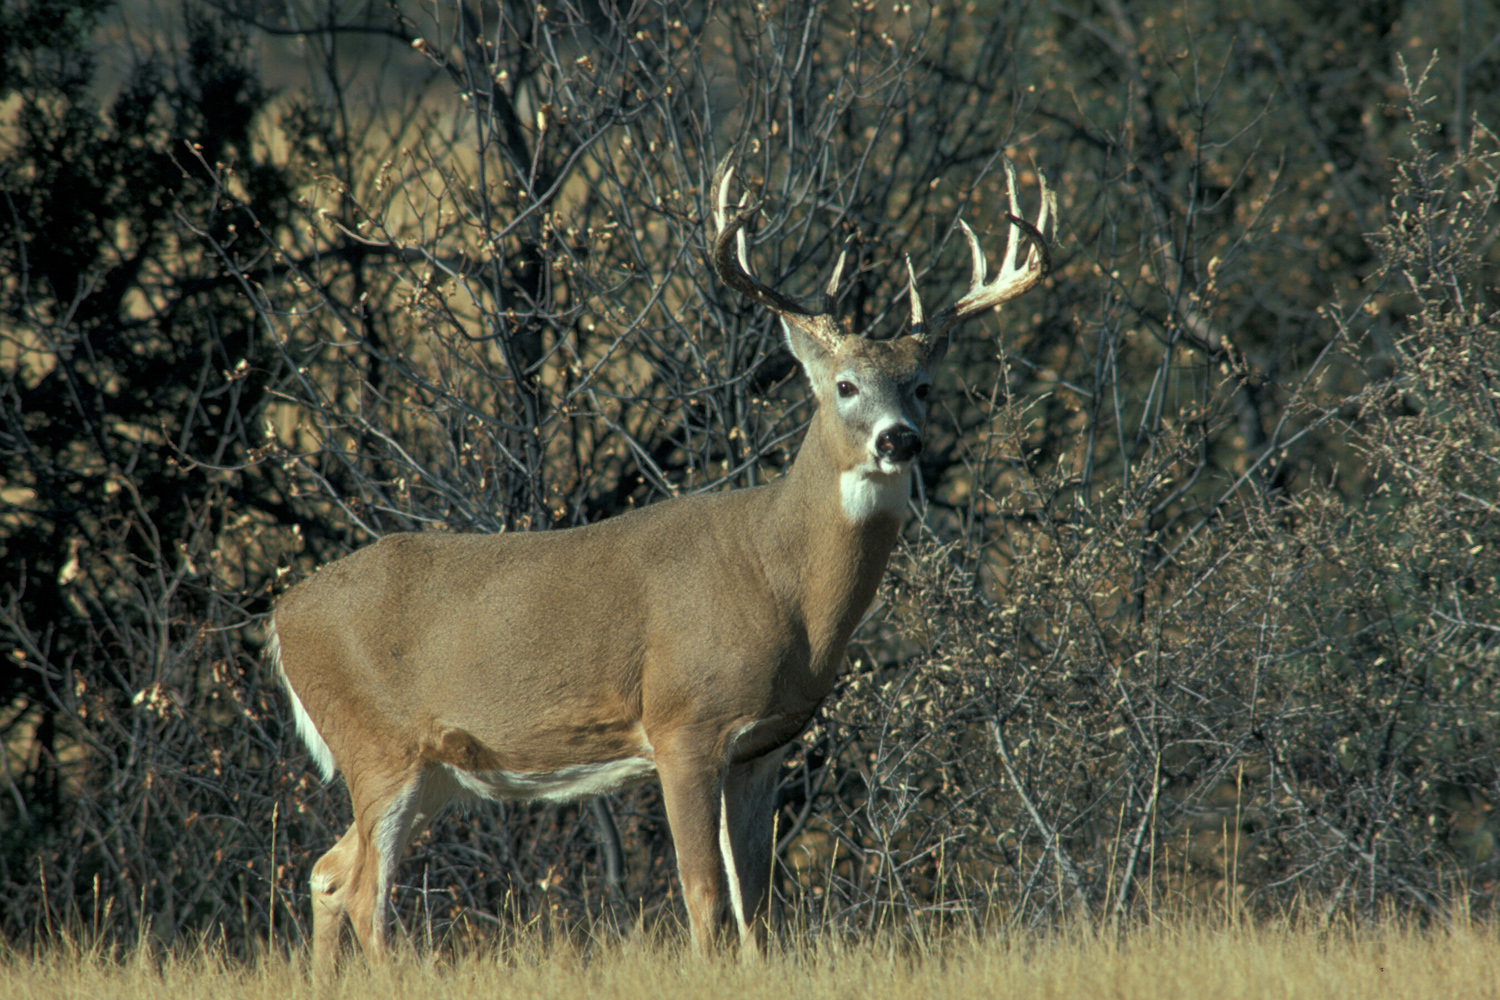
914 330 949 368
781 317 833 371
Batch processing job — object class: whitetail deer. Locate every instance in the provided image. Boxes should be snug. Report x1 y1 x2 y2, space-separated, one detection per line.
269 156 1053 971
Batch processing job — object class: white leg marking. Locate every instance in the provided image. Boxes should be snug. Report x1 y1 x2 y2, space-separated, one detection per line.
370 777 424 945
719 787 749 939
268 619 337 782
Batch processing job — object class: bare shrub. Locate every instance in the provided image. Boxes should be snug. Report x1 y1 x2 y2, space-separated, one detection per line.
814 60 1500 927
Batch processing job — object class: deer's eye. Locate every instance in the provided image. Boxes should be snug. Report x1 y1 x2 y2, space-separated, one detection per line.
837 380 858 398
915 383 931 400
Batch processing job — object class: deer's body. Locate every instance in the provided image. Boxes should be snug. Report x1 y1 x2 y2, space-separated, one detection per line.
271 157 1053 972
273 420 900 801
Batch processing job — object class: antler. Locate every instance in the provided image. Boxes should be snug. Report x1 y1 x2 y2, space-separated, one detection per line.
909 159 1055 352
710 156 847 350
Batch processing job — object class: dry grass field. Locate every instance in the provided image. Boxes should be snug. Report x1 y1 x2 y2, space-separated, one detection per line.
4 917 1497 1000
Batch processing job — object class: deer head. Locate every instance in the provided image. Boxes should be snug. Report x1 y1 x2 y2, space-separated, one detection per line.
709 155 1056 521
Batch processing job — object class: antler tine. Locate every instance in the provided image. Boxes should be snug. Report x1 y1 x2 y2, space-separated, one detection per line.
711 160 752 278
905 255 925 331
916 160 1055 348
710 157 808 319
825 242 848 299
709 155 843 348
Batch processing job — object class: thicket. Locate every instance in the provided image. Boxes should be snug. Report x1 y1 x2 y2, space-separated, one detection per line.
2 0 1497 952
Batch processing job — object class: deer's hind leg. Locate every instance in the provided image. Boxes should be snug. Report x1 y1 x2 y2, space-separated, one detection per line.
309 822 360 976
312 765 455 974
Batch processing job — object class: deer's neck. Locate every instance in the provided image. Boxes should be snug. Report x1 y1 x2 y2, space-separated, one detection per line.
760 415 906 678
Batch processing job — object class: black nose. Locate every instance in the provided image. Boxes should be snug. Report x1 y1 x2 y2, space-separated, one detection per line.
875 425 922 462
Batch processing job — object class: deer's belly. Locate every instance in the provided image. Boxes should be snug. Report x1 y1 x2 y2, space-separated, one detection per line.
447 755 658 803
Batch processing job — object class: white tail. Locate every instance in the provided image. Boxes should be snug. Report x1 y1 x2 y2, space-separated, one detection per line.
271 155 1054 971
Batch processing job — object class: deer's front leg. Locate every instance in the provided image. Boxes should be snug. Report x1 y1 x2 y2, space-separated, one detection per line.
656 742 728 952
719 749 784 957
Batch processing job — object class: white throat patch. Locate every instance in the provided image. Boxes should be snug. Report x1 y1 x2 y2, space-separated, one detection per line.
840 464 912 523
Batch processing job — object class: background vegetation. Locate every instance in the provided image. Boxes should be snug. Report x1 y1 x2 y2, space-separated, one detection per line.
2 0 1497 954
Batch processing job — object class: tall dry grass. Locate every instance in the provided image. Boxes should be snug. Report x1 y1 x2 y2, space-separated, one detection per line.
4 917 1497 1000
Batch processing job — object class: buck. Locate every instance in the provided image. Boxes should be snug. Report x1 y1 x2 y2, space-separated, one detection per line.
269 155 1054 972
